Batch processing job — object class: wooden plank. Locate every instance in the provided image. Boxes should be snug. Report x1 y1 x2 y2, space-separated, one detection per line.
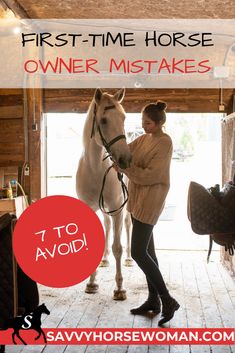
0 133 24 142
193 260 223 327
0 154 24 164
0 166 18 174
168 262 188 353
1 0 30 18
105 264 137 353
64 265 117 353
44 88 234 113
83 264 131 353
0 106 23 119
181 261 210 353
0 118 24 165
205 262 235 353
45 100 228 114
217 263 235 307
205 262 234 327
26 88 43 202
0 143 24 155
0 118 24 132
221 113 235 277
211 345 234 353
44 88 234 100
0 89 22 95
193 261 231 353
0 95 23 107
150 260 170 353
0 0 10 14
42 271 110 353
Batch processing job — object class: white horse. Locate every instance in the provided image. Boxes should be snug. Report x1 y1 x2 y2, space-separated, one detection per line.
76 88 132 300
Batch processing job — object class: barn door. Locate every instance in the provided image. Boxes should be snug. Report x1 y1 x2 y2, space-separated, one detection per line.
222 112 235 183
40 114 48 198
221 112 235 275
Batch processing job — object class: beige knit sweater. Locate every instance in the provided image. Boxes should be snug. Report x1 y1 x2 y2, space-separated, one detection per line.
124 132 173 225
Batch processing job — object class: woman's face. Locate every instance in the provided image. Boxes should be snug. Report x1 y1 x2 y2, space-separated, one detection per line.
142 113 161 134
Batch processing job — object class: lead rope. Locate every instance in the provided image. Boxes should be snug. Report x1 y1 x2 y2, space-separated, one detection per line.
99 166 129 216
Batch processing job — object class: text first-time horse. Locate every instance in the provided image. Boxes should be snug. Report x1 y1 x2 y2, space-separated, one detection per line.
76 88 132 300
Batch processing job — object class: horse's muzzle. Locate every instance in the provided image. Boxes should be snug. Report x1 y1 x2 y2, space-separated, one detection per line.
118 155 132 169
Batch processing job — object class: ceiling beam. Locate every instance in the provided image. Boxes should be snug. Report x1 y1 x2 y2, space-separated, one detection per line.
0 0 8 11
1 0 30 18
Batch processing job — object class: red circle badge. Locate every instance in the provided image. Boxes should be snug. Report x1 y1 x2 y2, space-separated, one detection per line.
13 196 105 288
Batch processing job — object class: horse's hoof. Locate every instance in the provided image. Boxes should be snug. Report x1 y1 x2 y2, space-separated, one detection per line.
99 259 109 267
124 258 134 267
113 289 127 301
85 283 99 293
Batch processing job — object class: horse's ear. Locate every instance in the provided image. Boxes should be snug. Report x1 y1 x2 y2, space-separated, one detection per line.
94 88 103 104
114 88 125 103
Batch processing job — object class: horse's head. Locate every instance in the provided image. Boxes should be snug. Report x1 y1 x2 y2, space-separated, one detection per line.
92 88 132 169
39 303 50 316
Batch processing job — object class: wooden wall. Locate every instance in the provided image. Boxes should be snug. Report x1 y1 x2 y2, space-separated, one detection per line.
44 89 235 114
0 88 235 201
0 88 42 202
0 89 24 166
221 113 235 277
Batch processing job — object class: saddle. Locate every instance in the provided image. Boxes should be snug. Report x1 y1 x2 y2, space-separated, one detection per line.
187 175 235 261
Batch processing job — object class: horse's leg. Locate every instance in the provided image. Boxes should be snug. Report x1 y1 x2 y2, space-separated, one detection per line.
100 214 111 267
85 270 99 293
14 330 27 345
85 207 100 294
12 332 17 345
34 329 41 340
124 211 133 267
35 328 47 343
41 328 47 343
112 212 126 300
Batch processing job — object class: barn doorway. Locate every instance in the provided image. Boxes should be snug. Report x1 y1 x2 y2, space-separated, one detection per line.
44 112 223 251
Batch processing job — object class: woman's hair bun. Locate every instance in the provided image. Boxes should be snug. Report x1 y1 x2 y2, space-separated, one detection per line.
156 101 167 111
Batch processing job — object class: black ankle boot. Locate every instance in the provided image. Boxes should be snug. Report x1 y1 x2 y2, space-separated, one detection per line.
130 294 161 315
158 295 180 326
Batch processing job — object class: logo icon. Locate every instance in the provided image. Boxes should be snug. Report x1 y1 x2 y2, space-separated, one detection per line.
2 303 50 345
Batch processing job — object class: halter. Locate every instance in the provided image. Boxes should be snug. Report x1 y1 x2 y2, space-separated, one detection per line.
90 103 126 154
90 102 129 216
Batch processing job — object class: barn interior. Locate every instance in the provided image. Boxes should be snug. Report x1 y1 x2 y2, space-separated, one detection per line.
0 1 235 352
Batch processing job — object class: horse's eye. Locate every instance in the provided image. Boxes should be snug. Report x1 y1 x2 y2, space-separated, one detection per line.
100 117 107 125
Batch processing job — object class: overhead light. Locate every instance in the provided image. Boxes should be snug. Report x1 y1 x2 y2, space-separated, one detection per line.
134 81 142 88
13 26 21 35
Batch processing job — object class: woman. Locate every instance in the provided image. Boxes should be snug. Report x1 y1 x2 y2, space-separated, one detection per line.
114 101 179 326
